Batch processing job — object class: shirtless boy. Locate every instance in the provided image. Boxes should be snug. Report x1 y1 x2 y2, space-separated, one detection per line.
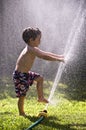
13 27 64 116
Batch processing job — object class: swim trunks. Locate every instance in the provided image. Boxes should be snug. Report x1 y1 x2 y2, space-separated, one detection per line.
13 70 40 97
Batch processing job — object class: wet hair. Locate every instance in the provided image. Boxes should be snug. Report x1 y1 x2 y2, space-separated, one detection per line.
22 27 41 44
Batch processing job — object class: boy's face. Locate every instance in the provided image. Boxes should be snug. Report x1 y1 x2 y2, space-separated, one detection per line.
29 34 41 47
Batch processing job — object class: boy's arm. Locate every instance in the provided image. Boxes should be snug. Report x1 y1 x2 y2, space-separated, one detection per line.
29 46 64 62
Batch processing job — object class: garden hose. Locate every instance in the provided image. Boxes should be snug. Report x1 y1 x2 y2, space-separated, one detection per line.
25 110 47 130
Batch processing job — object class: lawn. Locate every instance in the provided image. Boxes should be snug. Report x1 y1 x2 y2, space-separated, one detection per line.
0 82 86 130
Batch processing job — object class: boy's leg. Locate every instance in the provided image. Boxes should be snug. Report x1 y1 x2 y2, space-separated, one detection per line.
35 76 48 103
18 96 26 116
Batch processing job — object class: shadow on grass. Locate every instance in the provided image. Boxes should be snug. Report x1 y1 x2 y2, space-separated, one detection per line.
25 115 82 130
0 112 86 130
0 112 13 115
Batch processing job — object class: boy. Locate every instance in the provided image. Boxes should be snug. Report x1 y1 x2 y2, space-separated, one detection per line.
13 27 64 116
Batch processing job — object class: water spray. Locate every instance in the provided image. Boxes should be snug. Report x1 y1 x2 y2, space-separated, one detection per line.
44 0 85 111
25 1 85 129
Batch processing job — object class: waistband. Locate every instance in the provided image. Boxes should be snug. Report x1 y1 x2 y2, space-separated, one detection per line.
13 70 29 75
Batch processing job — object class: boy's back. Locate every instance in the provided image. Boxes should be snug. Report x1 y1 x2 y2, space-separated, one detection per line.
15 46 36 73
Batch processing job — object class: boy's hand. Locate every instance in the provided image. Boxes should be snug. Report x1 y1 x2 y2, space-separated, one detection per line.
62 58 65 63
60 56 65 62
61 58 65 62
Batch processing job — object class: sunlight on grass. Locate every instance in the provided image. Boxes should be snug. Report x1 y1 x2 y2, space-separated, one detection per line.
0 82 86 130
0 96 86 130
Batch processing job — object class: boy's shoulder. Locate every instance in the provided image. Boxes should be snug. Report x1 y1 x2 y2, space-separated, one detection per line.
27 45 43 57
28 45 40 52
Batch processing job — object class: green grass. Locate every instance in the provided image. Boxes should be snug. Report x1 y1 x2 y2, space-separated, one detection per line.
0 96 86 130
0 81 86 130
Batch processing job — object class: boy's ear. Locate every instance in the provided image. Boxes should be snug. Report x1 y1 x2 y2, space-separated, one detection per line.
29 38 34 42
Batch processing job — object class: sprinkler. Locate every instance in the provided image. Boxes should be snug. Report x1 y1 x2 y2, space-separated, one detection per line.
38 110 47 117
25 110 47 130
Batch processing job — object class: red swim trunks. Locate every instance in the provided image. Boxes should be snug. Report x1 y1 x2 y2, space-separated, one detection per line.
13 70 40 97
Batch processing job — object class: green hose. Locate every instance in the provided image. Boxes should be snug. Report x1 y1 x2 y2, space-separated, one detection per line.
25 116 45 130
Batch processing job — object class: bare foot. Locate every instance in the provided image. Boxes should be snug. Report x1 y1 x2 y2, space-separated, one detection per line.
19 113 27 117
38 98 49 103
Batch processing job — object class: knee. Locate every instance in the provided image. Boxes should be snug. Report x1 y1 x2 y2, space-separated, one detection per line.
36 75 44 83
40 75 43 82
